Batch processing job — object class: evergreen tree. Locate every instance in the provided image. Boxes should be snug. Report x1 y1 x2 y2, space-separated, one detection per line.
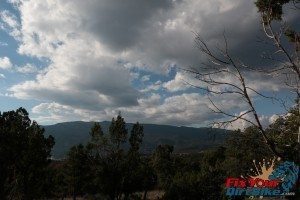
151 144 175 190
122 122 145 199
224 127 273 178
87 115 129 199
0 107 54 200
266 101 300 164
109 115 128 149
64 144 91 200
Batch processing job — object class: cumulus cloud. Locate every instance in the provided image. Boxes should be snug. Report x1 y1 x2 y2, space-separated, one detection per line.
16 63 39 74
31 102 91 124
0 10 21 40
9 0 140 110
139 93 218 125
31 93 232 126
121 0 268 72
4 0 296 126
12 0 274 71
138 93 161 107
140 81 162 93
0 57 12 69
7 0 22 7
269 114 279 124
10 52 140 110
226 111 280 130
162 68 285 96
162 71 201 92
141 75 151 82
245 72 287 92
31 92 249 126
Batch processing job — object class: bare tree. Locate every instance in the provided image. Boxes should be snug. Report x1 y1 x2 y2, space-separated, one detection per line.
182 1 299 158
183 33 282 157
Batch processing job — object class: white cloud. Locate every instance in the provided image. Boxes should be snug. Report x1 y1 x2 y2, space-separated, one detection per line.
32 102 69 114
31 93 245 126
173 69 286 96
16 63 39 74
0 73 6 78
9 1 139 110
138 93 161 107
143 93 215 125
130 72 140 80
0 10 21 40
140 81 162 92
31 102 89 124
141 75 150 82
246 72 286 92
269 114 279 124
226 111 279 130
4 0 295 126
10 0 264 71
10 50 140 110
163 71 195 92
0 57 12 69
0 41 8 46
7 0 22 7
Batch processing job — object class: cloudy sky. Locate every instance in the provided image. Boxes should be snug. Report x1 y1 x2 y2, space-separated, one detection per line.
0 0 298 128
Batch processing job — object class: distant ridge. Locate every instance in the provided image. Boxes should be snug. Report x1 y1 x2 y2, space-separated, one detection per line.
43 121 230 158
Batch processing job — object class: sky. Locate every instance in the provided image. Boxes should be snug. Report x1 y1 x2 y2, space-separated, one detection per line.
0 0 299 128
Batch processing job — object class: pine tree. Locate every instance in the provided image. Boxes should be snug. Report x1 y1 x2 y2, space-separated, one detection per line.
0 108 54 200
64 144 90 200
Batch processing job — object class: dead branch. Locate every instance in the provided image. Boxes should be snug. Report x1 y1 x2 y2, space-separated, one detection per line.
186 33 283 157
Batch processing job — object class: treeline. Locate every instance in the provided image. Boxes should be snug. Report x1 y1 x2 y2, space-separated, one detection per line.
0 105 299 200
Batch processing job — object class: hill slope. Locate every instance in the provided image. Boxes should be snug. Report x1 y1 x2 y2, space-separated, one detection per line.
43 121 230 158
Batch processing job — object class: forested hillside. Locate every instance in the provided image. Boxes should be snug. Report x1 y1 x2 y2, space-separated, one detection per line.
44 122 229 158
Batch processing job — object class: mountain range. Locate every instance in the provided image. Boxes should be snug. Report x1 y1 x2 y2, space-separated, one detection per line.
43 121 230 158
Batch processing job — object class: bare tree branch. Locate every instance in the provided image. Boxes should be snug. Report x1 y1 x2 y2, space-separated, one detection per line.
186 33 283 157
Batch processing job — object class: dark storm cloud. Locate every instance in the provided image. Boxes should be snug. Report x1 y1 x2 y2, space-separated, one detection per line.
122 0 266 70
112 0 298 70
79 0 177 51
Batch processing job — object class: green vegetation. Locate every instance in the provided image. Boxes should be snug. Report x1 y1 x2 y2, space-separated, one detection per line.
0 108 55 200
43 122 227 158
0 103 299 199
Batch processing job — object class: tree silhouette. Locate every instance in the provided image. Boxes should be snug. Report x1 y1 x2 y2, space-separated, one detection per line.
85 115 151 199
151 144 175 190
0 107 54 200
64 144 91 200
